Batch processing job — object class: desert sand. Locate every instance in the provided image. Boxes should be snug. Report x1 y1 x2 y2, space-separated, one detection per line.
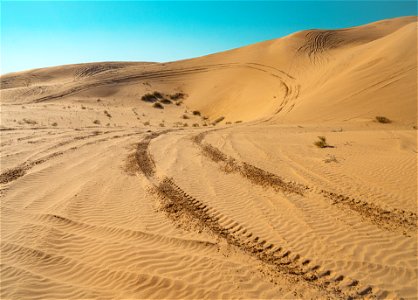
0 16 417 299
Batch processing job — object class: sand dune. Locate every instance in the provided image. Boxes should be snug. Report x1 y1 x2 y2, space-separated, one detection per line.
1 16 417 299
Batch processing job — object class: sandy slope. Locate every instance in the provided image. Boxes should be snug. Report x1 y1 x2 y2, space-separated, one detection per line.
1 16 417 299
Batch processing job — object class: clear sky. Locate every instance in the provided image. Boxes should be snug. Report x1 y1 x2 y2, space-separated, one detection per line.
1 1 416 74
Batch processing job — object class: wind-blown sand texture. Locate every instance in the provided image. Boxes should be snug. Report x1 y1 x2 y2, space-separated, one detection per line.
1 16 417 299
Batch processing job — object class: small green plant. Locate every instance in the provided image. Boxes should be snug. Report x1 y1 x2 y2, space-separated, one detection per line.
375 116 391 124
314 136 332 148
153 102 164 109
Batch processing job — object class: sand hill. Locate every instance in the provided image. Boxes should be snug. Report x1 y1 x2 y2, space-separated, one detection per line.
1 16 417 299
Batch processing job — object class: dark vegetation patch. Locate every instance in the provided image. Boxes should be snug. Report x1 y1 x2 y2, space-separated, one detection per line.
375 116 391 124
314 136 333 148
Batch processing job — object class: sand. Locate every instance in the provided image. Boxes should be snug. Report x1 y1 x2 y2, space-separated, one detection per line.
1 16 417 299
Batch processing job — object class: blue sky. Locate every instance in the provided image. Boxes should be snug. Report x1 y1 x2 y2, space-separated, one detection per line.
1 1 416 74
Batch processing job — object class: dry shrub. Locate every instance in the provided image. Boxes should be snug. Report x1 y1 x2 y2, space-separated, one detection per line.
22 119 37 125
153 102 164 109
104 110 112 118
170 92 186 100
142 91 163 102
212 116 225 125
314 136 331 148
160 98 172 104
375 116 391 124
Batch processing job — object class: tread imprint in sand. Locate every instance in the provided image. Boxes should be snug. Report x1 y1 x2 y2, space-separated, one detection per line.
193 132 417 235
134 130 388 299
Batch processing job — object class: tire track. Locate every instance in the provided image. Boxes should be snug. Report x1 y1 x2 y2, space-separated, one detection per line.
0 131 141 184
192 132 417 235
27 63 296 107
154 177 378 299
135 130 174 178
133 130 387 299
297 30 344 63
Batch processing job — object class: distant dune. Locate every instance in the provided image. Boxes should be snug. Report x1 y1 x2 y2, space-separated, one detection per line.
2 16 416 125
1 17 417 300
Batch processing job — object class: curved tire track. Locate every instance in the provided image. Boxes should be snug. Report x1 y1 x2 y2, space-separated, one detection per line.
192 132 417 235
133 129 388 299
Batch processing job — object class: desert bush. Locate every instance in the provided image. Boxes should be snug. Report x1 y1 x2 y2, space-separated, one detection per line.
212 116 225 125
226 121 232 125
93 120 101 125
314 136 331 148
143 121 150 126
153 91 163 99
153 102 164 109
192 123 199 127
182 114 190 119
183 123 188 127
141 91 163 102
22 118 37 125
104 110 112 118
160 98 172 104
170 92 186 100
324 155 338 163
159 122 165 127
51 122 58 127
192 110 201 116
81 105 86 110
375 116 391 124
235 120 242 123
175 101 183 106
141 93 156 102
